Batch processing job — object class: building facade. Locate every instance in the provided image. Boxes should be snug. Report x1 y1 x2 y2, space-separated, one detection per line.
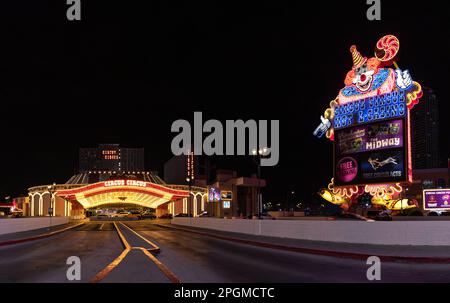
27 145 266 219
411 87 441 169
79 144 145 172
29 144 192 219
164 154 266 218
206 170 266 218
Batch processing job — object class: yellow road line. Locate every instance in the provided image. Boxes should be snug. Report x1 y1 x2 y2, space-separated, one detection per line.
90 221 179 283
114 222 131 250
89 222 131 283
119 222 160 251
132 247 159 252
140 247 181 283
120 222 179 283
48 222 85 235
99 223 105 230
90 248 130 283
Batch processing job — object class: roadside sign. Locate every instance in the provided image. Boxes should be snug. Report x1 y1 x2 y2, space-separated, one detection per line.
423 189 450 211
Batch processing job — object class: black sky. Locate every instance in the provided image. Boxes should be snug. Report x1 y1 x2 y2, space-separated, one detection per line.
0 0 448 203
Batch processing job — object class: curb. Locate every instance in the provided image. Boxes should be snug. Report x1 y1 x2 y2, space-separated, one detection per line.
0 222 85 247
156 224 450 264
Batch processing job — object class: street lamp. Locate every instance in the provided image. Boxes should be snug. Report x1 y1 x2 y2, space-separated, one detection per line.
186 177 192 215
251 147 268 217
186 176 193 226
286 190 295 212
47 182 56 231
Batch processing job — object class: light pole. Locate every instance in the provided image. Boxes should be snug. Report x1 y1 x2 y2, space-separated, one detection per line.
186 177 193 226
286 190 295 213
186 177 192 215
251 147 268 217
47 182 56 231
186 149 194 223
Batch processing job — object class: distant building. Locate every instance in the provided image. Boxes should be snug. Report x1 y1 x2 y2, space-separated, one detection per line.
28 144 202 219
411 87 441 169
164 155 195 186
79 144 145 172
27 145 265 219
207 170 266 218
163 154 210 187
164 156 265 217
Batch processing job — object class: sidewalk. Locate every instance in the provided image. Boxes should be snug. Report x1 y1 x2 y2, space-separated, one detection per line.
158 223 450 263
0 220 85 246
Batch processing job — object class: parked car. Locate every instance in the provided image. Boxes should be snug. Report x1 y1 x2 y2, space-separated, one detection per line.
141 211 156 219
96 214 109 219
158 213 173 219
367 210 392 221
337 212 370 221
126 211 142 219
174 213 192 217
113 211 130 218
257 212 276 220
406 209 423 216
197 211 209 217
11 209 24 218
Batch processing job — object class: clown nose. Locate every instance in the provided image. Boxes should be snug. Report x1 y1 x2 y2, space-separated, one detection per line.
360 74 366 81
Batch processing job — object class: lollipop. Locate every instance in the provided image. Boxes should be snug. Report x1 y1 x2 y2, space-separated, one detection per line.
375 35 400 67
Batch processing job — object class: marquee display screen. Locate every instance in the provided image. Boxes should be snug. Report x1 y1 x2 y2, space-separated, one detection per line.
333 91 409 187
208 187 221 202
423 189 450 210
221 191 233 200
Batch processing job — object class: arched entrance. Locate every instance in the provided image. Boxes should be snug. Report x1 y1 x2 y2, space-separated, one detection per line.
56 179 190 213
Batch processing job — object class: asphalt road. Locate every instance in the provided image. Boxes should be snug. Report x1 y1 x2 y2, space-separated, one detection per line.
1 220 450 283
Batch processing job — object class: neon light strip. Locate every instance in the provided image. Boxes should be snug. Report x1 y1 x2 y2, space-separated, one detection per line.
407 109 413 183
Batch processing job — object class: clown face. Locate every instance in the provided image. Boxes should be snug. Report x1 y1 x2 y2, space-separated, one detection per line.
352 62 375 92
338 45 397 105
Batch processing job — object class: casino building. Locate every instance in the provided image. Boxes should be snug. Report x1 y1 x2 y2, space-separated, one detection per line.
28 144 265 219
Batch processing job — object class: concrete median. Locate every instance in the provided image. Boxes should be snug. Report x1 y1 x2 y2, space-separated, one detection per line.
171 217 450 246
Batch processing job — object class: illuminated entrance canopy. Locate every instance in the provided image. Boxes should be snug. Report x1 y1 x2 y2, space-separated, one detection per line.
56 179 189 209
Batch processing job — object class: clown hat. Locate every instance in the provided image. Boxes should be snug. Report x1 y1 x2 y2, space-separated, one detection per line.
350 45 367 69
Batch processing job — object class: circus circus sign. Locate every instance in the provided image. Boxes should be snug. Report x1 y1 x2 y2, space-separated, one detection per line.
314 34 422 199
104 179 148 188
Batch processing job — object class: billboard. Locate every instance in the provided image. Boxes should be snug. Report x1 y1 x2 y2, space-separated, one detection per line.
423 189 450 211
208 187 221 202
313 35 422 201
221 191 233 201
336 119 403 155
334 91 409 187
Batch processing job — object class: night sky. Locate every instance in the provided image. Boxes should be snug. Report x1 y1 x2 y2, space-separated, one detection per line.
0 1 448 204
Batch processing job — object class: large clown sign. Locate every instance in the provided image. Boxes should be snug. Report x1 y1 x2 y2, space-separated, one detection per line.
314 35 422 202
